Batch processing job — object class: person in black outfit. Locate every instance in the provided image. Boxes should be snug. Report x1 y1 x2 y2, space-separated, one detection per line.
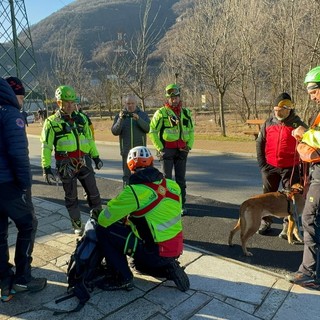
0 77 47 302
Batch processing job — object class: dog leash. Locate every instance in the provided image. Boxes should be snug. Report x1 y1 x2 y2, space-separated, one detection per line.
291 194 303 240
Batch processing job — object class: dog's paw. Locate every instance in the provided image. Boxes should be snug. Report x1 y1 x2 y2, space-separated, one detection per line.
244 251 253 257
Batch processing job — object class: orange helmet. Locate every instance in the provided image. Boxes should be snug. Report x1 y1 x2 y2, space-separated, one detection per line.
127 146 153 171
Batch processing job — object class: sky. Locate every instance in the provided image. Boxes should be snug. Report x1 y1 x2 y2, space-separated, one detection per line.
25 0 75 25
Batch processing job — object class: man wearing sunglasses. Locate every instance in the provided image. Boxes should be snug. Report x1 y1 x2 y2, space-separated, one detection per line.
256 92 307 236
149 84 194 216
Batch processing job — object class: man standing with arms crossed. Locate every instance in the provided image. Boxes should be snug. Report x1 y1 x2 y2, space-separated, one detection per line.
149 84 194 216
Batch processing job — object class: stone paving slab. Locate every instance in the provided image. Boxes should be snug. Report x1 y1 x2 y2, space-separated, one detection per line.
2 197 320 320
186 255 276 305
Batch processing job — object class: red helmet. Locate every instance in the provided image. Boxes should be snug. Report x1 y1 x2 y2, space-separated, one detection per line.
127 146 153 171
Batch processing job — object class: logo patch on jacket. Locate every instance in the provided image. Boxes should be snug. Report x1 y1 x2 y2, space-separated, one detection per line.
16 118 25 128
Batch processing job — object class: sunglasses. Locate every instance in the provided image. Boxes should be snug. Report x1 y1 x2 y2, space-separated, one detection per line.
166 88 180 97
274 106 290 111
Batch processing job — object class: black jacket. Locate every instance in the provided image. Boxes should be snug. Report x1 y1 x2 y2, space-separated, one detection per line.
0 78 31 191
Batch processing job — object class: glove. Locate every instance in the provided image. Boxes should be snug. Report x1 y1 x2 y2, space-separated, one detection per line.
43 167 56 185
157 150 165 161
93 157 103 170
90 208 101 221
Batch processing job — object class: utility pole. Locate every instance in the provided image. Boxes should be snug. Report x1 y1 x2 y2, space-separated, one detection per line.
0 0 39 99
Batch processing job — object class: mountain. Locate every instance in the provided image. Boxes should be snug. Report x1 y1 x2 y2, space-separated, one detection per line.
29 0 194 73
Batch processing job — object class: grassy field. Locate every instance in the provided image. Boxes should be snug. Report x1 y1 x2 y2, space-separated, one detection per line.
27 113 257 154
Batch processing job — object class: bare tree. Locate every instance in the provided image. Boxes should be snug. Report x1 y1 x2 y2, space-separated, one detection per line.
50 31 91 98
111 0 165 110
164 0 241 136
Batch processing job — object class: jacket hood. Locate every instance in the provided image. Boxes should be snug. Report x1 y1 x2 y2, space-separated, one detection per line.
0 78 20 109
129 167 164 184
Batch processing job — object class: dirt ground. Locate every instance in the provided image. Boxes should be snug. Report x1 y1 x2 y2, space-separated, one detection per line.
26 117 257 154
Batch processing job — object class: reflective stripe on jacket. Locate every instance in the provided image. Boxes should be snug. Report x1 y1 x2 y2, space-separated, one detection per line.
98 178 183 255
40 110 98 168
149 106 194 151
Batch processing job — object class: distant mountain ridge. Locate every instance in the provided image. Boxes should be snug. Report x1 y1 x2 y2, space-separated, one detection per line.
30 0 194 72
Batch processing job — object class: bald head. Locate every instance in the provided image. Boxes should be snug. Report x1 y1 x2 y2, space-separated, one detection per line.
125 95 137 112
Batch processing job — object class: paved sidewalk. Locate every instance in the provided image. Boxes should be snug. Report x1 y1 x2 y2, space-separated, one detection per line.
1 198 319 320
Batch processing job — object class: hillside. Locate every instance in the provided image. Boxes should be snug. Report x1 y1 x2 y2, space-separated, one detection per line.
29 0 193 71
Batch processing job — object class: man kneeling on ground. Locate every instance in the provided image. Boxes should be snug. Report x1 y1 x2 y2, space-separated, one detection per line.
95 146 189 292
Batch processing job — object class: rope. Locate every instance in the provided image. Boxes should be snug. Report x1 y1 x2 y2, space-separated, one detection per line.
58 157 86 179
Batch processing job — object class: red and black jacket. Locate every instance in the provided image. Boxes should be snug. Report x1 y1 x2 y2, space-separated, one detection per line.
256 111 308 169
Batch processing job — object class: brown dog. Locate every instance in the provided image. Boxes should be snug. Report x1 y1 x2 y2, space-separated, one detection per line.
228 184 305 256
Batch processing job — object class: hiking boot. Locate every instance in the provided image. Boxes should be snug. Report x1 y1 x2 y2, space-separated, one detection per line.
257 220 271 235
71 219 84 236
0 276 15 302
100 278 134 291
13 277 47 293
166 260 190 292
285 272 314 285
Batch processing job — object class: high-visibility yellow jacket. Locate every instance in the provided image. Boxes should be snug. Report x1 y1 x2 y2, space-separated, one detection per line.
149 106 194 151
40 110 99 168
98 169 183 257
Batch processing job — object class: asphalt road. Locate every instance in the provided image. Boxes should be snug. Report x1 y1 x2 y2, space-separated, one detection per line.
31 164 303 277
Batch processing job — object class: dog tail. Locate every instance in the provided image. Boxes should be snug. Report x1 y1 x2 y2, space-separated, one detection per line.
228 218 241 246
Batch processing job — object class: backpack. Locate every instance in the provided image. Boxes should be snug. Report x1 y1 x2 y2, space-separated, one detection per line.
54 218 104 315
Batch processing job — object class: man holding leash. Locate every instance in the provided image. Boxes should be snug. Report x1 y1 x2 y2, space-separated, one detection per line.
256 93 307 236
287 66 320 287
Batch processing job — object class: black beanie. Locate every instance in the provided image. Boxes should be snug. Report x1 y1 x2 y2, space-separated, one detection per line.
274 92 292 107
5 76 25 96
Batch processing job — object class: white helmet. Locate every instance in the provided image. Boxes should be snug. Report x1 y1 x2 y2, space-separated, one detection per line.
127 146 153 171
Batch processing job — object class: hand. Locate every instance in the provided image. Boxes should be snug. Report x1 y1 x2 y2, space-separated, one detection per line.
157 149 165 161
43 167 56 185
132 113 139 120
93 157 103 170
292 126 306 141
119 110 125 119
90 208 101 221
179 146 191 153
21 189 27 204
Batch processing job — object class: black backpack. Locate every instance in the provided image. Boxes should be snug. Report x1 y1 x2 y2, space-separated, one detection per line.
54 218 104 315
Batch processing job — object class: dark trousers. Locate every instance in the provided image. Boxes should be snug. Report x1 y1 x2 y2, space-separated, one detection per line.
0 182 37 282
298 165 320 279
161 148 188 206
60 165 101 221
96 223 176 280
261 164 300 193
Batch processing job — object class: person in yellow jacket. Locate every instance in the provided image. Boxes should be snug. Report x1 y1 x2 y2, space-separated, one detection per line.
149 84 194 215
95 146 189 292
287 66 320 288
40 85 103 235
